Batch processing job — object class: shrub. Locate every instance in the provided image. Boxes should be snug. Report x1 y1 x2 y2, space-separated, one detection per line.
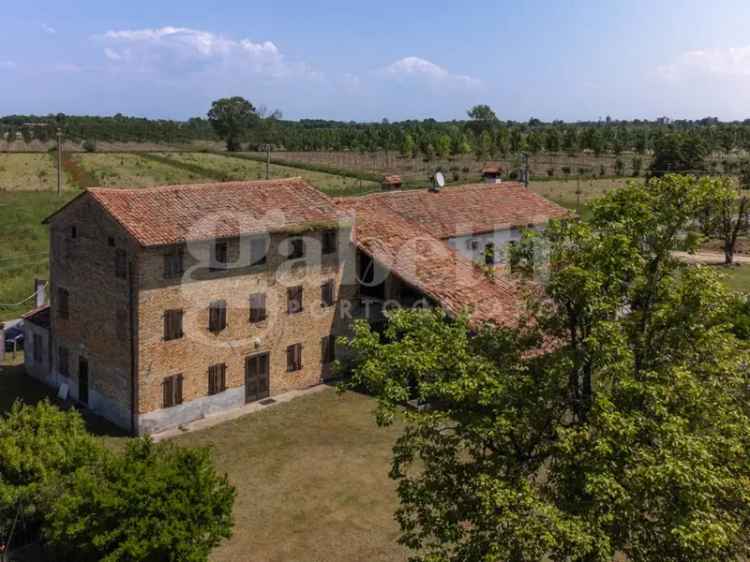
81 139 96 153
546 168 555 177
45 438 236 562
561 166 571 176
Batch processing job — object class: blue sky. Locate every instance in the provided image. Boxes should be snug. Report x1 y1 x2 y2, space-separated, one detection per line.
3 0 750 121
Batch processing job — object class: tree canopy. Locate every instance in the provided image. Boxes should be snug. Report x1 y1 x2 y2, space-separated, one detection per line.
207 96 258 151
345 175 750 562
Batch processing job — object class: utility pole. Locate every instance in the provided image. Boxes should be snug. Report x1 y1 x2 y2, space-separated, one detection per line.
522 152 529 188
56 128 63 195
264 144 271 180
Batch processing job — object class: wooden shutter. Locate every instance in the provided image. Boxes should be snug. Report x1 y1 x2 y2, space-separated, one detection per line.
209 301 227 332
321 280 334 307
287 286 303 314
163 377 174 408
175 374 183 405
287 344 302 372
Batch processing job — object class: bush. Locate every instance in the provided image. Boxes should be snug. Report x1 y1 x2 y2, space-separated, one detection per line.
45 438 236 562
546 168 555 177
81 139 96 153
0 402 103 548
729 296 750 340
561 166 571 176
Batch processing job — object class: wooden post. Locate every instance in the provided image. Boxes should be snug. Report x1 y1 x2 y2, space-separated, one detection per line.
0 322 4 365
56 128 64 195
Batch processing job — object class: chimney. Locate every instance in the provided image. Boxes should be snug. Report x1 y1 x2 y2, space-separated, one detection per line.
34 278 47 308
382 175 402 191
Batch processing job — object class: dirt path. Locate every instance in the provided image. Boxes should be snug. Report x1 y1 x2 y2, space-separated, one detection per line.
673 251 750 265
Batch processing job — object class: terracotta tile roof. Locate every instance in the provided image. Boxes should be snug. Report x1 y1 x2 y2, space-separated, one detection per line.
481 162 505 174
22 304 50 329
53 178 340 247
336 197 525 327
341 182 570 239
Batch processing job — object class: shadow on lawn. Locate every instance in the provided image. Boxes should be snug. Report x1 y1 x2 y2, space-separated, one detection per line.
0 358 129 441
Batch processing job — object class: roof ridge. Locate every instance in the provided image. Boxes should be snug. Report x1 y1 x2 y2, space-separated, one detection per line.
87 176 308 193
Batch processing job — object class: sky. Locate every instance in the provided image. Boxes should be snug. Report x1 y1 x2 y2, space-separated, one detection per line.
2 0 750 122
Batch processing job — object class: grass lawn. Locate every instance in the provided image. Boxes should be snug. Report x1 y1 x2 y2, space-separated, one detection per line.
529 177 636 210
0 153 59 191
722 264 750 292
172 387 407 562
0 190 77 321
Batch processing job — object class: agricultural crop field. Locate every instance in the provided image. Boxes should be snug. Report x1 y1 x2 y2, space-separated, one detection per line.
75 153 210 188
529 177 636 210
0 153 59 191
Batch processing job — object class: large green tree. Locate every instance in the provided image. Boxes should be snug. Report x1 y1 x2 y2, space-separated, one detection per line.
701 174 749 264
207 96 258 151
345 175 750 562
45 438 236 562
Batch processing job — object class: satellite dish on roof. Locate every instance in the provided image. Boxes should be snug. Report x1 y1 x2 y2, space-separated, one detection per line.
433 171 445 190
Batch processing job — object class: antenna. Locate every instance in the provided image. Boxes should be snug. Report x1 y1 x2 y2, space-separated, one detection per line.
432 171 445 191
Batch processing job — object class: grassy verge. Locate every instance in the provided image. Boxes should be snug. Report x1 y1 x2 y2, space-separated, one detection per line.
0 191 75 321
722 264 750 292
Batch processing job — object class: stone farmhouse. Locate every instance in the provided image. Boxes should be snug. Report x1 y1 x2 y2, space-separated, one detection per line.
23 178 567 434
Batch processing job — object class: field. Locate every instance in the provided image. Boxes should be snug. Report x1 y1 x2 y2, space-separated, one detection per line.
529 177 635 210
0 153 60 191
0 191 75 321
0 361 408 562
722 264 750 292
76 153 212 188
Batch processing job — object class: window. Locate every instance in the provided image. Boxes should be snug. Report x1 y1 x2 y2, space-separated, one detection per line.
115 248 127 279
164 309 183 341
58 346 69 376
286 343 303 372
249 293 267 323
321 280 335 308
287 286 303 314
164 249 184 278
33 333 43 363
107 236 115 247
209 300 227 332
211 240 228 270
57 287 69 319
162 374 183 408
287 237 304 260
70 225 77 239
322 230 337 255
466 238 479 251
208 363 227 395
250 237 267 267
321 335 336 364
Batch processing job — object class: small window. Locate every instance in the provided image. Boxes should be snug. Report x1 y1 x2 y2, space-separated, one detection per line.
107 236 115 247
164 249 184 279
249 293 267 323
57 287 69 319
287 286 303 314
164 309 184 341
250 237 267 267
115 248 127 279
286 343 303 372
209 300 227 333
466 239 479 251
208 363 227 395
211 240 228 270
58 346 69 376
70 225 77 239
162 374 183 408
33 333 43 363
322 230 337 255
287 238 304 260
321 335 336 364
321 280 335 308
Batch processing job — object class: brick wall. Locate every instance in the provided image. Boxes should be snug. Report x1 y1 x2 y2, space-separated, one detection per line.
135 228 352 418
48 196 137 429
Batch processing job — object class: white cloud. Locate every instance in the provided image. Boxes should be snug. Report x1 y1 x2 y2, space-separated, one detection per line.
658 46 750 80
41 23 56 34
95 26 309 78
383 56 481 89
0 60 16 70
